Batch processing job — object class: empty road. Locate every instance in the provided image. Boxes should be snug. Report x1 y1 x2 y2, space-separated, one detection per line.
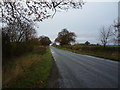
50 46 119 88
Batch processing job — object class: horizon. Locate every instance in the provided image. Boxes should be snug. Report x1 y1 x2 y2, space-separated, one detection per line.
34 2 118 45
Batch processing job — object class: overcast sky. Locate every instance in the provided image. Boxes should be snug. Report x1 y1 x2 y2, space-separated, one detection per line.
0 1 119 44
35 2 118 44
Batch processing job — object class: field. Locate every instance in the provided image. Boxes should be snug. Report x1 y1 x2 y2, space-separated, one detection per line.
2 46 53 88
54 44 120 61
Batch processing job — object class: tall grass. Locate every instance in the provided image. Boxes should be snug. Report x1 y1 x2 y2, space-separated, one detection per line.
2 47 53 88
54 44 120 61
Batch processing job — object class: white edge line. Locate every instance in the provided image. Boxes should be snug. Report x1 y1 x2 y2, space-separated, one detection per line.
50 48 56 61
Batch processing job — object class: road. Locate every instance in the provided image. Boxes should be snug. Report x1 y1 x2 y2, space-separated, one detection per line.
50 46 119 88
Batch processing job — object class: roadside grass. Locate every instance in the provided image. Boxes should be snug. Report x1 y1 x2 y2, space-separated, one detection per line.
54 45 119 61
3 46 53 88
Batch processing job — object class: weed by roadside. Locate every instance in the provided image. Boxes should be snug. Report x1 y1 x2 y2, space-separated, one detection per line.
54 45 120 61
2 47 53 88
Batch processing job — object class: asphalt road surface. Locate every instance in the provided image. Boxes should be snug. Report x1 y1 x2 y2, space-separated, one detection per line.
50 46 119 88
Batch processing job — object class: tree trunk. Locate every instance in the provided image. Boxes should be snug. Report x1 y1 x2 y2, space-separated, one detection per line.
104 44 106 48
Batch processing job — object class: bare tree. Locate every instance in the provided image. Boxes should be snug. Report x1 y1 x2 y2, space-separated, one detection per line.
99 26 113 47
0 0 84 23
113 18 120 46
2 20 37 58
2 20 36 43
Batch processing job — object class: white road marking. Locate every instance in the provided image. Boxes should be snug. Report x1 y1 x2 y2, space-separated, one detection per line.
50 48 56 61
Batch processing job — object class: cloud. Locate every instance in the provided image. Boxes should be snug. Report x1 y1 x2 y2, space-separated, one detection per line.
86 0 119 2
76 33 99 44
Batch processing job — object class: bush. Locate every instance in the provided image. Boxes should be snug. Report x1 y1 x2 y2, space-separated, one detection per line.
2 42 34 59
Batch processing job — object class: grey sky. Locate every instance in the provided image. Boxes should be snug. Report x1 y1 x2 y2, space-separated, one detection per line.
35 2 118 44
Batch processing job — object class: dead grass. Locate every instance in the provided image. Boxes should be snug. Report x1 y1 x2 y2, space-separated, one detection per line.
2 47 53 88
2 53 41 87
54 45 120 61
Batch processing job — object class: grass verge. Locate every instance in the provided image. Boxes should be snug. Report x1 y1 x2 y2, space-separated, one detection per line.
3 47 53 88
54 45 119 61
